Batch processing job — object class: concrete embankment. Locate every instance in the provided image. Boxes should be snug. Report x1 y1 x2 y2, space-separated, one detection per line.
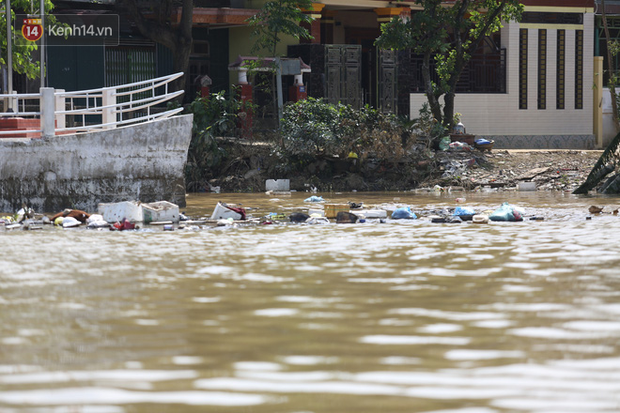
0 114 193 212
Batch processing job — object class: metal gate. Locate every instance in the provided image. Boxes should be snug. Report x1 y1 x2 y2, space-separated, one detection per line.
105 47 156 87
378 49 398 115
325 45 362 109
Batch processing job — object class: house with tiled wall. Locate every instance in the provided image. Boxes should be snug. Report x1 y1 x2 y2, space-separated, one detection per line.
43 0 600 149
240 0 599 149
406 0 596 149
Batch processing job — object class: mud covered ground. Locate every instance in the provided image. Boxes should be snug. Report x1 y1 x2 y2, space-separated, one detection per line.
433 149 603 192
203 139 603 194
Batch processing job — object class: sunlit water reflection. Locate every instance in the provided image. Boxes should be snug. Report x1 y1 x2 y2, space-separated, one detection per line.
2 191 620 412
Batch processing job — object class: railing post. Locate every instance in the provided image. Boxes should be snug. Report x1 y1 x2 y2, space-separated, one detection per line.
40 87 55 138
55 89 66 131
102 87 116 129
8 92 18 114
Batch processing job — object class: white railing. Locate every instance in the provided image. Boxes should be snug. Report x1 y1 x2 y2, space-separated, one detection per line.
0 72 185 137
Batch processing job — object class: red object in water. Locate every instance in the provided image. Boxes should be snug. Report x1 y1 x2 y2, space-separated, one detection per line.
224 204 247 220
112 218 136 231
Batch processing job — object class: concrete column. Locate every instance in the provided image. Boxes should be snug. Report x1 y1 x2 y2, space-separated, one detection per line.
300 3 325 44
321 10 336 44
55 89 65 130
40 87 55 138
102 87 116 129
593 56 604 148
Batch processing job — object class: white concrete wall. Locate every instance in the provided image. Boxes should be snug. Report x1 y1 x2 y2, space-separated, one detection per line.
0 114 193 213
409 13 595 148
601 87 619 147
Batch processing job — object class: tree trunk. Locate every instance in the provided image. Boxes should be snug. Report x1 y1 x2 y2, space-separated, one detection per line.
442 92 455 131
422 52 442 123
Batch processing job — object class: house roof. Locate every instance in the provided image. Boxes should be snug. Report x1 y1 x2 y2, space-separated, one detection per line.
170 7 257 26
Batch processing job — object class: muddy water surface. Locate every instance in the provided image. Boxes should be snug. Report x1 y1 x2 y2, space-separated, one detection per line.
2 191 620 413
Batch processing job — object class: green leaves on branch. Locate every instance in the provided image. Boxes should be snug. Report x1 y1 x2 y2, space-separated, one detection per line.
376 0 523 132
246 0 314 56
1 0 56 79
185 91 255 189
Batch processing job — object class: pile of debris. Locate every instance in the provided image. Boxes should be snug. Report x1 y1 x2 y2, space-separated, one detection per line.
0 200 186 231
433 150 601 192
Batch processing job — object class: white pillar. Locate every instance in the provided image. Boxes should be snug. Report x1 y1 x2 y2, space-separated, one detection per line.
102 87 116 129
54 89 65 130
40 0 45 87
40 87 55 137
9 91 17 114
238 69 248 84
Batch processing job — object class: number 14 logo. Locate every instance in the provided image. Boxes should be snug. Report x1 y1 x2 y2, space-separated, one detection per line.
22 18 43 41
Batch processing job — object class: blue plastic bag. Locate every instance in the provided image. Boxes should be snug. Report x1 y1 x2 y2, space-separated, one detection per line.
304 196 324 203
391 207 417 220
453 206 476 217
489 202 523 222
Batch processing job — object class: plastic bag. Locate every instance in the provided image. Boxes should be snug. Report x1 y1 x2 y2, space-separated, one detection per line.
304 196 324 203
391 207 417 220
449 141 472 151
453 206 476 217
489 202 524 222
453 206 476 221
439 136 451 151
62 217 82 228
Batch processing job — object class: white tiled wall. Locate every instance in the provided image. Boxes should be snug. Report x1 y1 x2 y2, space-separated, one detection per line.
409 14 595 139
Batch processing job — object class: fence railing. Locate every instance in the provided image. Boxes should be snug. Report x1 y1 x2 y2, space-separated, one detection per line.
0 72 184 137
408 49 507 94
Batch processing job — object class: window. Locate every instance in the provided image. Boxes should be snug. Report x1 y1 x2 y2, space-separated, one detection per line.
538 29 547 110
575 30 583 110
519 29 528 109
557 30 565 109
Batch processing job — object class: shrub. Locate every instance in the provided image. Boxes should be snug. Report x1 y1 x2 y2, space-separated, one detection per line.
184 91 250 191
280 98 412 165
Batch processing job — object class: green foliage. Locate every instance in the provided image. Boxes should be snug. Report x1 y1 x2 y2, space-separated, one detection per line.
246 0 314 57
412 103 446 146
1 0 57 79
190 91 242 137
280 98 413 166
376 0 523 131
184 91 253 190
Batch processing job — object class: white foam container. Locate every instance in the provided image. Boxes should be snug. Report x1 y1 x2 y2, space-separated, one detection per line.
266 179 290 191
355 209 388 219
211 202 244 220
98 201 143 223
308 208 325 217
518 182 537 191
472 214 490 224
142 201 180 223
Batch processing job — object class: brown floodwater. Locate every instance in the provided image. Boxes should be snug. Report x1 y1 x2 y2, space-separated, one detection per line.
2 191 620 413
